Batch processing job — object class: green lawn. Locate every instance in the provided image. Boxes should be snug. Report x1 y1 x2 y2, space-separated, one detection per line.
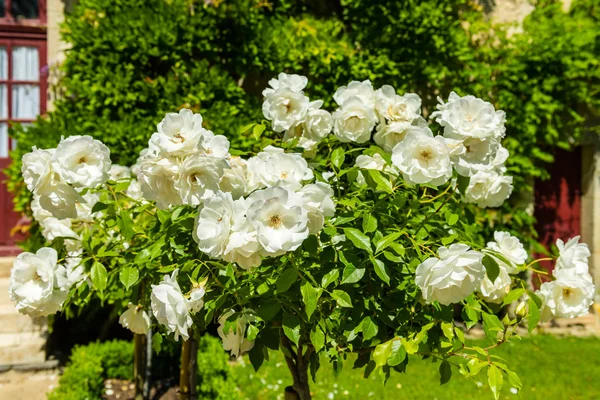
232 335 600 399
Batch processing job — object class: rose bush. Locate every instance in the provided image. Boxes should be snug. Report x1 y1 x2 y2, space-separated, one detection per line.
9 74 595 400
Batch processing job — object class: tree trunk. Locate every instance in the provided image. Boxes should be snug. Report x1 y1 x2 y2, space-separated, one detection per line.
134 333 148 400
179 335 198 400
281 333 312 400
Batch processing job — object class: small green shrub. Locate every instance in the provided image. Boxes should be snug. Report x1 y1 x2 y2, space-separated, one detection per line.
197 335 242 400
47 340 133 400
47 336 240 400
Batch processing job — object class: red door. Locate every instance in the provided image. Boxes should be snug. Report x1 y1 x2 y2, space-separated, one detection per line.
0 0 47 255
533 147 582 285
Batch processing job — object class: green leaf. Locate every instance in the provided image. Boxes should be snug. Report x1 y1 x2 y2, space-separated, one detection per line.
371 257 390 285
240 122 255 134
276 268 298 293
310 326 325 353
331 290 353 308
367 170 393 193
482 312 504 341
249 343 265 372
439 360 452 385
445 212 459 226
457 175 470 194
91 261 108 292
152 332 163 354
502 288 526 306
331 147 345 169
247 324 259 342
482 255 500 283
387 339 406 366
341 263 365 284
321 269 339 289
372 341 393 368
117 210 134 241
300 281 321 320
441 322 454 339
282 313 301 346
360 316 378 341
119 267 139 290
362 214 377 233
252 124 266 139
527 295 541 333
91 202 109 214
506 369 522 390
487 365 503 400
374 232 402 254
343 228 372 254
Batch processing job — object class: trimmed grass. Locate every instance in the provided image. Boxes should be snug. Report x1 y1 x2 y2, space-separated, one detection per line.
233 335 600 399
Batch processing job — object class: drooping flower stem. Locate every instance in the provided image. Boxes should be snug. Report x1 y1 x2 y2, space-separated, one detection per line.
179 333 198 400
281 333 312 400
133 333 148 400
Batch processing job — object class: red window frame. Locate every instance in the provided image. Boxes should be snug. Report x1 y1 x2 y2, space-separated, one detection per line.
0 0 47 25
0 37 47 154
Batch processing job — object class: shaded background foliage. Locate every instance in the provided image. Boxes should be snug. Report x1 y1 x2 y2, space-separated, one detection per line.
5 0 600 248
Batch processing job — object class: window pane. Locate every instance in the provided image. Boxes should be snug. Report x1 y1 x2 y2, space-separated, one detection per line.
12 84 40 119
12 46 39 81
0 2 5 18
0 84 7 119
0 123 8 157
11 0 39 19
0 47 7 80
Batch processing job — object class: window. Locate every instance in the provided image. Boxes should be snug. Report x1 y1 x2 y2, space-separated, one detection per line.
0 1 45 23
0 39 46 157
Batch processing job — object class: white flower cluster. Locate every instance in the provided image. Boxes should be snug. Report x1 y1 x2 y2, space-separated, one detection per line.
536 237 595 321
150 270 206 341
193 146 335 269
261 75 513 208
263 73 333 153
21 135 112 219
8 247 74 317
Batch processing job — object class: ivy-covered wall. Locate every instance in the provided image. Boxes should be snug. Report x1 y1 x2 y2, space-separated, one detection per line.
5 0 599 246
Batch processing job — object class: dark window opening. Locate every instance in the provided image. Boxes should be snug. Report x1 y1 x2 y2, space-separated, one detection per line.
11 0 39 20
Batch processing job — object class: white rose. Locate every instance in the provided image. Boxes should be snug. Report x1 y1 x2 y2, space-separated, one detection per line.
219 156 255 199
188 284 206 314
299 182 336 234
432 92 506 140
537 270 595 320
9 247 67 317
131 148 150 178
332 97 377 144
415 243 486 305
31 195 52 223
75 191 101 221
479 265 512 303
262 74 310 133
486 231 528 273
283 101 333 151
119 304 151 335
150 270 192 341
22 147 55 193
36 177 84 220
334 80 375 108
217 310 255 357
108 164 131 181
39 217 81 254
247 186 309 256
126 179 145 201
138 154 181 209
554 236 591 279
391 132 452 186
193 191 237 259
374 85 422 123
196 132 230 159
175 155 228 206
445 137 504 177
221 198 262 270
463 170 513 208
60 256 86 290
149 109 208 156
247 146 313 190
374 122 429 153
51 135 111 188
